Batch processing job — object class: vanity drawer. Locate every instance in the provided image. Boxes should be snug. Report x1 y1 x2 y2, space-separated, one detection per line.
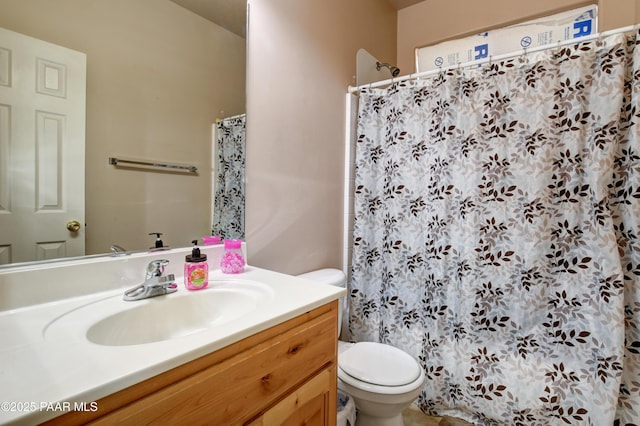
248 365 336 426
90 304 337 425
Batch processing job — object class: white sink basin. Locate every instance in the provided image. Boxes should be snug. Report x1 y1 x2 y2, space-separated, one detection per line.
44 279 274 346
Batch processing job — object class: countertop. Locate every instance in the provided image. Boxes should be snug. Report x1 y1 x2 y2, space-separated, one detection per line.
0 265 344 425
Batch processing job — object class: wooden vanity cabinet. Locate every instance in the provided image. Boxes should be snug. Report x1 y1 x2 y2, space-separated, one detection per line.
45 301 338 426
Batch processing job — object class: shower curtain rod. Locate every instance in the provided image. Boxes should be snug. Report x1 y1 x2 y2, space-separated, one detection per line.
348 23 640 94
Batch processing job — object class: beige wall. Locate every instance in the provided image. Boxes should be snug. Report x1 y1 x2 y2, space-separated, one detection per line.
0 0 245 255
397 0 640 73
246 0 396 274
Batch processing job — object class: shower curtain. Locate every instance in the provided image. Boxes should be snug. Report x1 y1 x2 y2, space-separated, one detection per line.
349 29 640 425
212 114 246 239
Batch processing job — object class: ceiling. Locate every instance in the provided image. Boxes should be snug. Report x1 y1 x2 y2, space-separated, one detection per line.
170 0 424 38
170 0 247 37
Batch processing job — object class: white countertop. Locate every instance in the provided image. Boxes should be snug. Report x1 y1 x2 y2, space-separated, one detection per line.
0 264 344 425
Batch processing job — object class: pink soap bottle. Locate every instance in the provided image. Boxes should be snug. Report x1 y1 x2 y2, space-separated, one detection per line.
220 239 245 274
184 240 208 290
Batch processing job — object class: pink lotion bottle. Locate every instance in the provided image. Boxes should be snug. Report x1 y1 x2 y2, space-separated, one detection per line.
184 240 208 290
220 239 245 274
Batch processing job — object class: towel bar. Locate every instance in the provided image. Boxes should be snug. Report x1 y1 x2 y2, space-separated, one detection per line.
108 157 197 173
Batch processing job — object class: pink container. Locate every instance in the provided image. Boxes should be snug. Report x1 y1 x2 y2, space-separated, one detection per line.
202 235 222 245
220 239 245 274
184 260 208 290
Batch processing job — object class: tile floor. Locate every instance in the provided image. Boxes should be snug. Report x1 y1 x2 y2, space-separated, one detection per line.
402 405 440 425
402 405 473 426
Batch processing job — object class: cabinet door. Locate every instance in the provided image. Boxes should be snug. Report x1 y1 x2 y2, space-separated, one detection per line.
249 366 335 426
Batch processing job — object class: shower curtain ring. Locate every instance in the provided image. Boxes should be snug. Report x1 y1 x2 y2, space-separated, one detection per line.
552 40 562 58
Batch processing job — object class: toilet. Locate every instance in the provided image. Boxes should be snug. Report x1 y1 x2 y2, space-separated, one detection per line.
297 269 425 426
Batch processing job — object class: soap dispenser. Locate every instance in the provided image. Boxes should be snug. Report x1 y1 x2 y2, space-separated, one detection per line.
184 240 208 290
149 232 168 250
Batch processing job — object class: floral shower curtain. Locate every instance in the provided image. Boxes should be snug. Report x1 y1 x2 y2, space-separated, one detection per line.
349 29 640 425
212 114 246 239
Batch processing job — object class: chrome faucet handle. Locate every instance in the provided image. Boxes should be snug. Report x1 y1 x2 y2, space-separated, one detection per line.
146 259 169 280
123 274 177 301
146 274 177 295
149 273 176 288
110 244 127 254
123 259 176 301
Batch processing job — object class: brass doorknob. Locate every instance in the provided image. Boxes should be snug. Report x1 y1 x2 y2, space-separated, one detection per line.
66 220 81 232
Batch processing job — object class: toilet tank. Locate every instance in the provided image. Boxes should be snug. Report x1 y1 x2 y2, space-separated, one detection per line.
297 268 346 337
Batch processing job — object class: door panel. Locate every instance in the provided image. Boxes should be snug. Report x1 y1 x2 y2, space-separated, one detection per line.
0 26 86 264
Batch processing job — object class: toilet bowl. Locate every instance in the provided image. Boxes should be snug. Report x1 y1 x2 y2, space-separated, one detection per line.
297 269 425 426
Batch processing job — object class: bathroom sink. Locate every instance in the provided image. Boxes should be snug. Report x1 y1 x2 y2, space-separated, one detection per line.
44 279 274 346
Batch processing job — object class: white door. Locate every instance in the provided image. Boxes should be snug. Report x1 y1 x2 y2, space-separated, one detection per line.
0 27 86 265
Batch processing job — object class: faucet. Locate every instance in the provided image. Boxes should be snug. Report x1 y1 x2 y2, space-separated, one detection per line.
110 244 129 256
123 259 177 301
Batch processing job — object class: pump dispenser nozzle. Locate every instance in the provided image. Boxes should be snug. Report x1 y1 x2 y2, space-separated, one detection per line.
149 232 166 249
188 239 205 260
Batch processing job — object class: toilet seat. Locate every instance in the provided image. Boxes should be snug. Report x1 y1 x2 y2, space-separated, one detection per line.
338 342 424 394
